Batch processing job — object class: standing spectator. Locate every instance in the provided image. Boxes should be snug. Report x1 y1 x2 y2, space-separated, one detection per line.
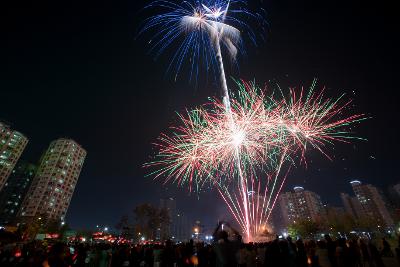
347 239 361 267
264 238 281 267
315 241 331 267
369 241 384 267
161 240 175 267
286 237 297 267
295 239 308 267
237 243 246 267
381 237 393 257
335 238 349 267
212 222 241 267
101 244 112 267
144 245 154 267
244 244 257 267
324 235 337 267
47 242 69 267
359 239 371 266
256 243 266 266
153 244 163 267
306 240 317 267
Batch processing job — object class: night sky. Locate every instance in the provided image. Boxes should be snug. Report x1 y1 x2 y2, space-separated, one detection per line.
1 0 399 229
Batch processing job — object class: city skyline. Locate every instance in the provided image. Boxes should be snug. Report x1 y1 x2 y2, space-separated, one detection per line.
1 0 399 229
274 181 400 233
0 131 86 226
2 118 399 232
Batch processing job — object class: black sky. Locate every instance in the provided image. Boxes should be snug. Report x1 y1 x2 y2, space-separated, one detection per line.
1 0 399 229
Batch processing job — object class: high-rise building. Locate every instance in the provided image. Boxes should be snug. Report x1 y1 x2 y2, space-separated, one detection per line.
270 201 285 233
278 186 325 228
19 139 86 221
386 183 400 222
160 197 190 241
173 212 190 242
0 122 28 191
160 197 177 219
340 192 365 220
159 197 176 239
350 180 394 228
0 162 37 225
387 183 400 208
393 184 400 197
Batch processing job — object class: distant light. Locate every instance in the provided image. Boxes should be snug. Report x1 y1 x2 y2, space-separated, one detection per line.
283 232 288 238
350 180 361 185
61 222 65 225
141 236 145 241
82 237 86 242
104 227 109 231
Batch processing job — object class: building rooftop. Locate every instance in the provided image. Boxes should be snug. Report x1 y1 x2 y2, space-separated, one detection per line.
293 186 304 192
350 180 362 185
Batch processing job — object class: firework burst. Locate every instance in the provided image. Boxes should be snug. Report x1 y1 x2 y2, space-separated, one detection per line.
139 0 264 77
139 0 266 109
145 80 365 241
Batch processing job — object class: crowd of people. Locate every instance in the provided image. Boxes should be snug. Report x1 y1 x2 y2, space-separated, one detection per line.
1 231 400 266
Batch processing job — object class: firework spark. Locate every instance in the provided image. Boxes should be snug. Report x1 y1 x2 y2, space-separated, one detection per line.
145 80 365 241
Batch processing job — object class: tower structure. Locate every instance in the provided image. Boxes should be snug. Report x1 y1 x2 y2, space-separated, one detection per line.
0 122 28 191
19 138 86 221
